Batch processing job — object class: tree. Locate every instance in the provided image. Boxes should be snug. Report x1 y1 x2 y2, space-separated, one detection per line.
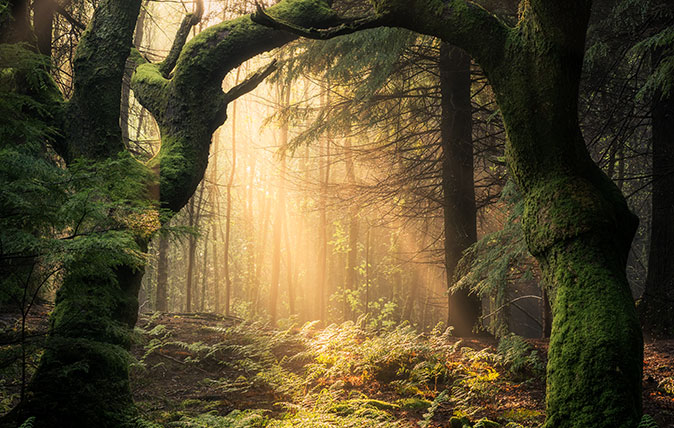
1 0 344 426
636 1 674 338
439 43 480 336
254 0 644 426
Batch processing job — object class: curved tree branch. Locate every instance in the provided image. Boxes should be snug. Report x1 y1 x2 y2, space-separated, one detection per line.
159 0 204 78
251 1 387 39
224 59 278 103
132 0 341 213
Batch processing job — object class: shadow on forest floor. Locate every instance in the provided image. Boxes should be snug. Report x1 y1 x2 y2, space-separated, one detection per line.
1 305 673 427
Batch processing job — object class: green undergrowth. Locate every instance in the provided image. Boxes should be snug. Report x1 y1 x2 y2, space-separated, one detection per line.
129 316 545 427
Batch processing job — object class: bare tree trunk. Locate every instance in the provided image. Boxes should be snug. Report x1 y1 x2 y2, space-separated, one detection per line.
185 198 196 312
269 87 289 325
223 69 240 316
364 226 370 318
156 234 169 311
317 123 330 323
344 133 359 321
209 129 222 313
283 209 296 316
252 194 270 315
439 43 480 337
640 46 674 338
199 228 210 311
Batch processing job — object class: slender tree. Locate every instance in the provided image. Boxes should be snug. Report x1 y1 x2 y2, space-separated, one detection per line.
439 43 480 336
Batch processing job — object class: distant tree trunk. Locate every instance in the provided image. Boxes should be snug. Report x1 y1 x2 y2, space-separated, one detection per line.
269 87 289 325
640 48 674 338
540 285 552 338
439 43 480 336
364 226 370 317
283 210 296 316
344 134 359 321
223 69 240 317
33 0 54 56
210 129 222 313
199 229 210 311
185 198 196 312
403 271 416 322
252 193 270 315
156 234 169 311
212 223 220 313
317 129 330 322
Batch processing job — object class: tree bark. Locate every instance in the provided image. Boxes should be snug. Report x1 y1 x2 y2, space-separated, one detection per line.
185 197 197 312
4 0 144 425
156 234 169 312
223 69 240 317
640 48 674 338
439 43 480 337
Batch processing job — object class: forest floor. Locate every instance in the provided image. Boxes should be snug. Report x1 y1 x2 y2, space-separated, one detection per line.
1 305 673 427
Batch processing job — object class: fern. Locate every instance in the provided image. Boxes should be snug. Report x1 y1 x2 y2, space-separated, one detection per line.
638 414 659 428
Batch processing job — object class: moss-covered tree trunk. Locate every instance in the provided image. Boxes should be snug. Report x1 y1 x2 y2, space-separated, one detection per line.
492 18 642 428
4 0 146 425
345 0 644 425
487 9 642 427
3 1 344 426
439 42 480 336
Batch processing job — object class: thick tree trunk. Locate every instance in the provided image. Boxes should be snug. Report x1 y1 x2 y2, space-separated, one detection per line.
640 57 674 338
500 66 642 428
4 0 145 425
8 247 146 428
439 43 480 337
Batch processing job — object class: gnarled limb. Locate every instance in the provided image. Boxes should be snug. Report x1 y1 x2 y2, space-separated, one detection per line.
62 0 143 163
251 1 387 39
223 59 278 103
254 0 510 74
132 0 342 213
158 0 204 78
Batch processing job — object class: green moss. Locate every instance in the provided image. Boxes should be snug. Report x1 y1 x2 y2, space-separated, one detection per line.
541 235 642 428
521 175 616 257
397 397 431 411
